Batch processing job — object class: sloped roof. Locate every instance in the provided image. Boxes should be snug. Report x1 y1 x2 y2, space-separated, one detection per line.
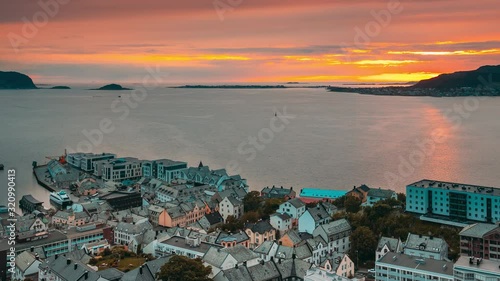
459 223 499 238
15 251 37 273
246 220 275 235
377 237 400 252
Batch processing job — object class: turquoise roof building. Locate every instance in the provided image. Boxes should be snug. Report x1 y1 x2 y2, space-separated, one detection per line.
299 188 347 199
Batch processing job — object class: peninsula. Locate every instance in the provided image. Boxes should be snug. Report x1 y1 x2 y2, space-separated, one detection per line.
328 65 500 97
0 71 37 89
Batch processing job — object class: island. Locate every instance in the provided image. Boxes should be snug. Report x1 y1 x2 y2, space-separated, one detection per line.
51 86 71 89
91 83 132 90
328 65 500 97
0 71 38 89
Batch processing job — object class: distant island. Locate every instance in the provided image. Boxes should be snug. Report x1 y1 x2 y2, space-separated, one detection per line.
172 84 327 89
0 71 37 89
91 84 132 91
51 86 71 89
328 65 500 97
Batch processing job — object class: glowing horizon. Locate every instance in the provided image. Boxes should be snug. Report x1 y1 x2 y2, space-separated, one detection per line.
0 0 499 84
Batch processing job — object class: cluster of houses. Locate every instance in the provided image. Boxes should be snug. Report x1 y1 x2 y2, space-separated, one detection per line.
2 152 500 281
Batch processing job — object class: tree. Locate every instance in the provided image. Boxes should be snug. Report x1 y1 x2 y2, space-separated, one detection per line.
344 196 362 213
350 226 377 264
262 198 285 216
243 191 263 213
157 255 212 281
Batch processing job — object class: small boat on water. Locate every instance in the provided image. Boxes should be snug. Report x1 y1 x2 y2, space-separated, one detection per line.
49 190 73 209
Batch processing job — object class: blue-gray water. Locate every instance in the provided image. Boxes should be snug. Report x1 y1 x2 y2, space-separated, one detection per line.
1 88 500 208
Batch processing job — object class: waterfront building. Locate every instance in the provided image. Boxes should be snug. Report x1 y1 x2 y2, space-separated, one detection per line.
99 157 143 181
459 223 500 260
403 233 449 261
218 196 244 222
363 188 397 207
261 186 296 199
19 195 44 214
142 159 187 183
406 179 500 225
375 252 454 281
346 184 371 203
299 205 331 234
299 188 347 201
376 237 402 261
179 164 247 191
66 153 116 172
313 219 351 253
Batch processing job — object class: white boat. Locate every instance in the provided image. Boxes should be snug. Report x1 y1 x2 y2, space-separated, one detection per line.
49 190 73 208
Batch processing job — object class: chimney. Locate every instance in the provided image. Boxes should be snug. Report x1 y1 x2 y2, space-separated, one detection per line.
55 254 59 260
84 271 89 279
67 259 71 265
74 263 78 270
278 258 282 264
140 265 143 274
30 246 34 252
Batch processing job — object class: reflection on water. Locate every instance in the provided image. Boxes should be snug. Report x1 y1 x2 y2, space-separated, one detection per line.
1 89 500 208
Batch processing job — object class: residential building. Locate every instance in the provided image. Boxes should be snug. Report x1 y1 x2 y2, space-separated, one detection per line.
52 211 90 227
406 179 500 225
217 258 312 281
12 251 41 281
156 183 214 203
299 205 331 234
154 235 221 258
245 220 276 249
403 233 448 261
99 157 143 181
453 256 500 281
363 188 397 207
81 239 110 255
216 231 250 248
375 252 454 281
319 253 355 278
304 267 353 281
15 214 49 242
219 196 244 222
254 241 280 261
346 184 371 203
459 222 500 260
195 212 224 232
277 198 306 226
66 152 116 172
114 221 153 246
306 236 329 265
376 237 403 261
179 164 248 191
99 191 142 211
313 219 351 253
203 244 260 271
279 230 305 248
159 200 208 227
270 213 292 235
142 159 187 182
212 186 248 203
76 178 100 196
261 186 296 199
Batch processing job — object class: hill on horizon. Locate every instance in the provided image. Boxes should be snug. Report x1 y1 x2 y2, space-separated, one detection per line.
412 65 500 89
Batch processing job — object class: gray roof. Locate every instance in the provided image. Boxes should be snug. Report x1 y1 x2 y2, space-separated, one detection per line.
275 258 312 279
38 254 103 281
281 230 302 245
223 245 259 263
97 268 124 281
216 231 249 244
275 245 294 260
377 252 453 277
405 233 447 253
368 188 396 199
319 219 351 235
159 236 218 255
408 179 500 196
294 244 313 259
377 237 401 252
246 220 275 235
115 221 153 235
271 213 291 221
247 261 281 281
459 223 499 238
306 205 330 222
454 255 500 275
254 241 277 255
285 198 305 209
203 247 230 268
15 251 37 273
222 266 253 281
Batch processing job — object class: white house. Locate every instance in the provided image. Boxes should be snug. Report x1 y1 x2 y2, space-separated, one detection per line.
363 188 397 207
218 196 244 222
270 213 292 235
253 241 279 261
154 235 221 259
299 205 331 234
306 236 329 265
376 237 402 261
277 198 306 223
403 233 448 260
12 251 41 281
114 221 153 247
313 219 351 253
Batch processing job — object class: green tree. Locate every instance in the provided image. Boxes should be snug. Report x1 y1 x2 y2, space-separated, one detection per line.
243 191 264 213
262 198 285 216
344 196 362 213
157 255 212 281
350 226 377 264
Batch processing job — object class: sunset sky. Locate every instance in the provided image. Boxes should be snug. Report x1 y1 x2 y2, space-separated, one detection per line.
0 0 499 84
